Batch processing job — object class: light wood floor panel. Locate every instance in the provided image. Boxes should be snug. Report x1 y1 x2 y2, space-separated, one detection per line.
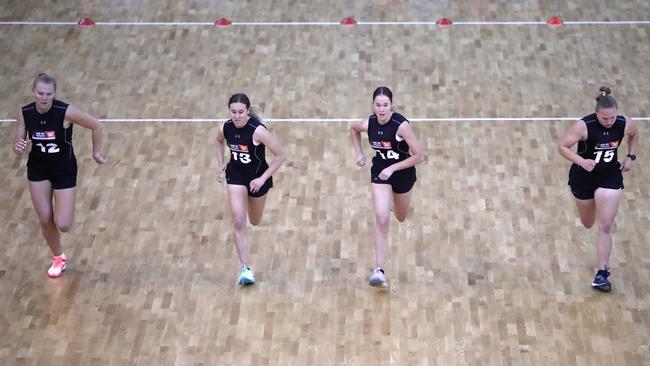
1 121 649 365
1 1 649 365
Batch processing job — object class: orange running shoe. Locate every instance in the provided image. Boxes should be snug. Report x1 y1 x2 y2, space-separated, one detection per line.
47 254 67 278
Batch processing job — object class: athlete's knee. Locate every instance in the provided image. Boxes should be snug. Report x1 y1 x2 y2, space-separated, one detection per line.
577 209 596 229
598 221 614 235
232 216 247 233
375 213 390 230
249 216 262 226
57 223 72 232
55 218 74 232
395 211 408 222
36 212 55 228
581 218 595 229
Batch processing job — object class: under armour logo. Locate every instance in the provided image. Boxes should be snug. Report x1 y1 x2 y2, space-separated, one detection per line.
378 131 384 135
40 120 46 125
235 134 240 139
603 132 609 136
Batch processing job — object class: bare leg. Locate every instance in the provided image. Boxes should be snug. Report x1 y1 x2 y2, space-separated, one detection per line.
247 194 268 226
392 189 413 222
53 188 76 232
226 185 251 266
371 184 392 268
593 188 622 269
28 181 62 256
574 198 596 229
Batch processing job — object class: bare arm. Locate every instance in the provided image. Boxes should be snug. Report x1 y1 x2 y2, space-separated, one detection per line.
377 122 425 180
620 117 640 172
13 107 28 155
558 120 593 171
215 123 226 182
249 126 286 193
65 105 106 164
350 118 368 166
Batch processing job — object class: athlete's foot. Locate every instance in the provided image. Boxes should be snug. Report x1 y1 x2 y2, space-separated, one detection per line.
369 267 387 287
47 254 67 278
592 266 612 292
238 264 256 286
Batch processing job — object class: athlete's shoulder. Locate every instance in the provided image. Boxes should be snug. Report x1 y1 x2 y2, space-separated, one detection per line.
248 117 267 130
390 112 409 124
53 99 69 110
581 113 597 124
22 102 36 112
366 114 378 127
615 115 626 124
222 119 234 134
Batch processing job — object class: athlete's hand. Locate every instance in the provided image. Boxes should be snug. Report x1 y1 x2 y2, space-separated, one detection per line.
93 151 107 164
355 153 366 167
216 165 225 183
378 167 394 180
13 139 28 155
579 158 596 172
620 158 633 172
249 177 266 193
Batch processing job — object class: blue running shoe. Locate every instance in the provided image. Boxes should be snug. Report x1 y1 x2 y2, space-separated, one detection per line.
591 267 611 292
369 267 387 287
238 265 255 286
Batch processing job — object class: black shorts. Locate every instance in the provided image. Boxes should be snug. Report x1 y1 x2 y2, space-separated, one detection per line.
371 164 416 194
27 159 77 190
225 165 273 198
568 164 623 200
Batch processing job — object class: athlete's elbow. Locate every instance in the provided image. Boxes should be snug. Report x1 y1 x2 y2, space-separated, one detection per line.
415 152 425 164
92 121 103 134
275 150 287 165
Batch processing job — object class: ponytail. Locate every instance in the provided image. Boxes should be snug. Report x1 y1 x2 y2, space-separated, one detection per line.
595 86 617 111
248 105 265 124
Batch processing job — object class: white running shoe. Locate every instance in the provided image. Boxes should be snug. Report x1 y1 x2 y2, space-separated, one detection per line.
238 265 255 286
369 267 387 287
48 254 67 278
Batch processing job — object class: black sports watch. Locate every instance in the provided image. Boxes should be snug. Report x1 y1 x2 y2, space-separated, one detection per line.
627 154 636 161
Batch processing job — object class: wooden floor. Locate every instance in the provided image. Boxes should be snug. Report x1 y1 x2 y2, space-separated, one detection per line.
1 1 649 365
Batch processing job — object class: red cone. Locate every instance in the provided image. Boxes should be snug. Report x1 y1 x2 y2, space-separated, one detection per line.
547 16 563 27
436 18 453 26
214 18 232 27
340 17 357 26
77 18 95 26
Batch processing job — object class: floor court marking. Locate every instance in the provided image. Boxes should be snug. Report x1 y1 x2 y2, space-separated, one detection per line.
1 117 649 123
